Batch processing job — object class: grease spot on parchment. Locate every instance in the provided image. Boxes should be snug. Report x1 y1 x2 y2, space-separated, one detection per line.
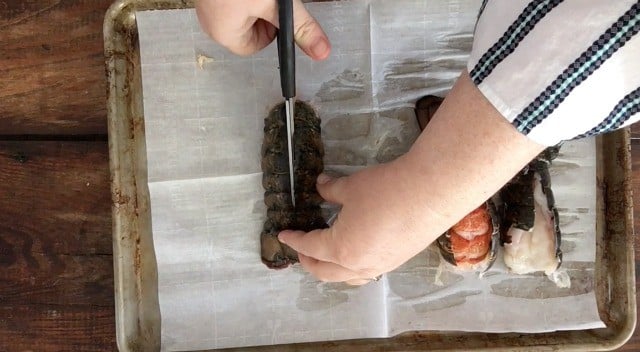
375 137 402 163
296 277 351 311
388 250 462 300
381 59 457 93
388 269 463 300
490 268 593 299
323 113 373 140
437 32 474 51
373 107 420 163
560 231 586 238
549 161 581 176
431 57 468 71
384 59 430 78
252 199 266 215
324 145 368 166
316 69 365 102
559 214 580 227
557 207 590 214
558 261 594 271
413 290 482 313
559 240 577 255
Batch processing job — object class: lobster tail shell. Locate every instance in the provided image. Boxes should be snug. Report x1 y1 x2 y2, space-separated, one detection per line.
500 153 563 275
260 101 328 269
436 199 500 272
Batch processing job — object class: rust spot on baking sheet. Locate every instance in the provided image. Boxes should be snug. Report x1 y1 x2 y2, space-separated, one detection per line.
133 236 141 278
113 189 131 205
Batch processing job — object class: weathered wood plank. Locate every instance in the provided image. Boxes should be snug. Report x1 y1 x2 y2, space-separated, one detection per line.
0 141 112 255
0 0 112 135
0 305 116 352
631 123 640 140
0 141 115 351
0 250 113 306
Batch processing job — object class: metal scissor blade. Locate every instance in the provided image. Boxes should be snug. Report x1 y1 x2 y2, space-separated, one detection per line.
285 98 296 208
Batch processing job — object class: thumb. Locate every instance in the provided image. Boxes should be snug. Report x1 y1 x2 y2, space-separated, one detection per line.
278 228 336 263
292 0 331 60
315 173 347 204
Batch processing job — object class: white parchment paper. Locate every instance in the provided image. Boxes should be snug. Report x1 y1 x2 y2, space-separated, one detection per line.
136 2 604 351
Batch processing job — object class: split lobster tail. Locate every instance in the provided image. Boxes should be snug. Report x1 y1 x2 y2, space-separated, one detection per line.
260 101 328 269
436 199 500 272
499 147 563 279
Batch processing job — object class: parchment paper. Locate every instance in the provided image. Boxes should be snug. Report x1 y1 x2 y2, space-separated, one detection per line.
136 2 605 351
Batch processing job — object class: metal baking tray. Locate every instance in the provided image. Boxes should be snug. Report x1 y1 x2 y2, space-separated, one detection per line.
104 0 636 351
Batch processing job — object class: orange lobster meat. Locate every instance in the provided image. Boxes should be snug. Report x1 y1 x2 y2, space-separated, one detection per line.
437 202 498 271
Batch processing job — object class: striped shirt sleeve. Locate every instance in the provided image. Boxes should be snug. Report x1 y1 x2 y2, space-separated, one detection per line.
467 0 640 146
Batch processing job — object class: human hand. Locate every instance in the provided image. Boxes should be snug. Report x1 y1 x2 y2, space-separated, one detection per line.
195 0 331 60
278 72 545 285
278 159 448 286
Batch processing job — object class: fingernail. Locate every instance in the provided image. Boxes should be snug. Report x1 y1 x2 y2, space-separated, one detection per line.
317 173 331 185
277 231 288 243
310 38 329 59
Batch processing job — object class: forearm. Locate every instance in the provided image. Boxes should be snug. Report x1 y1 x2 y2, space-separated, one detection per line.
394 71 545 245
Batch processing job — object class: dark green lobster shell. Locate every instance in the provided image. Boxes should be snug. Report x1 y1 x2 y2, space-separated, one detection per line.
499 147 563 271
260 101 328 269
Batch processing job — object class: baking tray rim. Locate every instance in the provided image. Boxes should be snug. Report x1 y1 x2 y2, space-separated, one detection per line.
104 0 637 351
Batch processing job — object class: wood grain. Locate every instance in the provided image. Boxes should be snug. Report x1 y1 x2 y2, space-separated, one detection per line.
632 123 640 140
0 141 116 351
0 142 112 254
0 0 112 135
0 305 115 352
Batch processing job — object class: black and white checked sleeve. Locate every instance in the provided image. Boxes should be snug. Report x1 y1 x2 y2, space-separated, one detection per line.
468 0 640 146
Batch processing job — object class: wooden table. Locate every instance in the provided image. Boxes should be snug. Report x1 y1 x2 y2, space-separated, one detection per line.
0 1 638 351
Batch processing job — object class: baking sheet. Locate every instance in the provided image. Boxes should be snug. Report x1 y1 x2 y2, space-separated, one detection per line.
135 1 605 351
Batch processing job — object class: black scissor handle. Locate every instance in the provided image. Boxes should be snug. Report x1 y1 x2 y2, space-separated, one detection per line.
277 0 296 99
